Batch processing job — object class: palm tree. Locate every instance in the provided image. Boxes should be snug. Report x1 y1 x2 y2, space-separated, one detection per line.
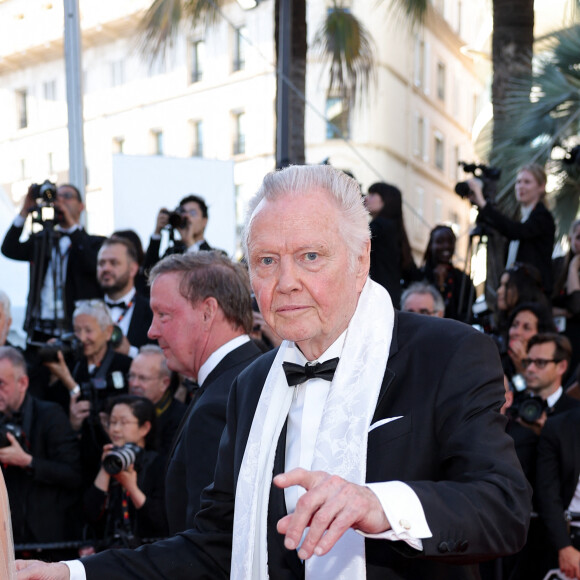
491 24 580 239
138 0 376 167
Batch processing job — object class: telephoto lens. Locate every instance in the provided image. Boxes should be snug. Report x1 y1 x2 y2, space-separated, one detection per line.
102 443 141 475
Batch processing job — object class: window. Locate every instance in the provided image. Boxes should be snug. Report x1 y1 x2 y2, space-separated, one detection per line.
43 80 57 101
16 89 28 129
232 112 246 155
111 60 125 87
191 120 203 157
413 36 425 88
434 133 445 171
325 96 349 139
151 130 164 155
113 137 125 154
414 114 425 158
233 26 248 72
190 40 205 83
436 62 446 101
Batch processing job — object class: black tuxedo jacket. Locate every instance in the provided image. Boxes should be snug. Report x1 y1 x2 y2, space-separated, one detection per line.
125 293 154 349
1 223 105 329
83 313 531 579
2 395 81 544
477 201 555 294
164 339 264 534
536 407 580 551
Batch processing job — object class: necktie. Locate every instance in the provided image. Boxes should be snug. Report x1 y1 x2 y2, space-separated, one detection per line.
106 301 127 310
282 357 339 386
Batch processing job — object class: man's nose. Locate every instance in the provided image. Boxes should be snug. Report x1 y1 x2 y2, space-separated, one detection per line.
277 258 301 293
148 319 159 340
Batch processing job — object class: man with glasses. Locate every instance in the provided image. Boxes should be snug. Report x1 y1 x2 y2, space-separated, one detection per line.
400 282 444 318
128 345 185 456
522 333 580 425
1 183 105 341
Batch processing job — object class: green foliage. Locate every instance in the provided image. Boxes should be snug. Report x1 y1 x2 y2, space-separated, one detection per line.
312 2 376 105
489 24 580 237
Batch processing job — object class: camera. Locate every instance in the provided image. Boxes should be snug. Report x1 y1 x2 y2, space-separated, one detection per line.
162 207 188 230
507 392 548 424
0 417 25 449
28 333 83 363
103 442 142 475
30 180 58 204
454 162 501 202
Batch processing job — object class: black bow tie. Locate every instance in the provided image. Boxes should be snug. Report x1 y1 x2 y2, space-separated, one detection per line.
282 357 339 387
106 301 127 310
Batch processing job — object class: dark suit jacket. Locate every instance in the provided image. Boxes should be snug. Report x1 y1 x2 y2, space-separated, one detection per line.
83 313 531 579
1 223 105 331
477 201 555 294
536 407 580 552
164 339 264 534
143 237 214 273
155 395 186 458
125 293 154 349
2 394 82 544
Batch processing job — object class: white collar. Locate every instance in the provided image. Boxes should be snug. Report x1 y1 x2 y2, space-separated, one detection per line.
105 287 136 306
547 386 563 408
197 334 251 386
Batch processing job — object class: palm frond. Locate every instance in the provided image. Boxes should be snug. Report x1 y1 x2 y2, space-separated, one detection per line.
136 0 222 62
490 24 580 226
312 2 376 105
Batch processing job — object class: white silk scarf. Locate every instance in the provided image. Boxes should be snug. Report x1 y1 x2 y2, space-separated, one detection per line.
232 278 394 580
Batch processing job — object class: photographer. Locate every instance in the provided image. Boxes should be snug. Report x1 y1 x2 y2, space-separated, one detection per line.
143 195 217 271
0 346 81 550
468 163 556 295
1 183 105 342
83 395 167 552
44 300 130 485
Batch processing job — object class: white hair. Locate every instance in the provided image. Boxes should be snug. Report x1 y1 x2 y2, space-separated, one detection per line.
73 299 113 330
242 165 370 269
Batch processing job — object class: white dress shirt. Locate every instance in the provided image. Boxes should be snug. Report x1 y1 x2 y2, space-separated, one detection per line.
65 332 431 578
105 288 138 358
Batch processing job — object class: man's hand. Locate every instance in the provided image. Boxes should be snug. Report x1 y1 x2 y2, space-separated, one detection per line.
517 410 548 437
0 432 32 468
19 186 38 218
274 468 390 560
466 178 487 209
69 393 90 432
559 545 580 578
154 208 170 235
15 559 70 579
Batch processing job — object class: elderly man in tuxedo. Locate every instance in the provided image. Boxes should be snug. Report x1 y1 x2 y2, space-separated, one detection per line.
17 165 531 580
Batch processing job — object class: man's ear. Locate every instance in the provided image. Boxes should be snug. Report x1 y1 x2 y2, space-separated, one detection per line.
557 358 568 378
355 239 371 292
201 297 219 326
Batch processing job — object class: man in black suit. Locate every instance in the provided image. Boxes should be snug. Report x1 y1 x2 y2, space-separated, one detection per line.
522 332 580 426
0 346 81 547
127 345 186 457
536 407 580 578
97 236 154 358
144 194 219 271
16 166 530 580
1 183 104 341
144 252 263 533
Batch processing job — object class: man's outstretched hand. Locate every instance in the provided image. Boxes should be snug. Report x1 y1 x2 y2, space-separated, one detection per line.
15 560 70 580
274 468 390 560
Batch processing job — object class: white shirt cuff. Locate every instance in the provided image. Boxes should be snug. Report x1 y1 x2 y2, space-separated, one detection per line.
13 215 25 227
361 481 432 551
63 559 86 580
128 344 139 359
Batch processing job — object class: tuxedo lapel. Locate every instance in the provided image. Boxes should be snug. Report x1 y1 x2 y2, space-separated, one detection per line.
267 421 304 579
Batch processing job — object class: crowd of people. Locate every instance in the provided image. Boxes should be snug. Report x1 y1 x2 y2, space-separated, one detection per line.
0 161 579 580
